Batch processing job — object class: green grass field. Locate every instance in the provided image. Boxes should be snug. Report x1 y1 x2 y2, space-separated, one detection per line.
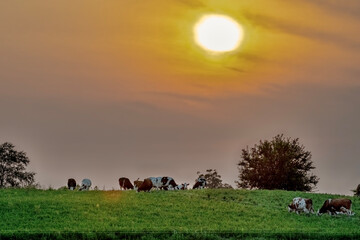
0 188 359 239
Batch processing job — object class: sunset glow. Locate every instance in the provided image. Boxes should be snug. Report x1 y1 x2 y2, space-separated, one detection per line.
194 15 244 53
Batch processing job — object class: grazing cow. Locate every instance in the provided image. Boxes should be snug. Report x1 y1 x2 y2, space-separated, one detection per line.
193 177 207 189
288 197 314 214
175 183 189 190
137 178 153 192
133 178 143 190
67 178 76 190
149 177 177 190
79 178 92 191
318 198 354 216
119 177 134 190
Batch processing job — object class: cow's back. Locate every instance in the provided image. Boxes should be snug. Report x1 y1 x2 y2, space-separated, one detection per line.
138 178 153 192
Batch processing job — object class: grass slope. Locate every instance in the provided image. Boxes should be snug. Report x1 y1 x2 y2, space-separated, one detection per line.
0 188 359 239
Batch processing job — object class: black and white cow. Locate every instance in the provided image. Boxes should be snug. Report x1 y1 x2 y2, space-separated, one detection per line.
318 198 354 216
149 177 177 190
174 183 189 190
79 178 92 191
193 177 206 189
119 177 134 190
288 197 314 214
67 178 76 190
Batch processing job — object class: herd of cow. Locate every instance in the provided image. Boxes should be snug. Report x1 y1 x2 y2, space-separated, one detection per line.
288 197 355 216
67 176 206 192
67 177 355 216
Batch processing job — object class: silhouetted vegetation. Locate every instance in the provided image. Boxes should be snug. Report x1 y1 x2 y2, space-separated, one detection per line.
197 169 233 189
354 184 360 197
236 134 319 191
0 142 35 188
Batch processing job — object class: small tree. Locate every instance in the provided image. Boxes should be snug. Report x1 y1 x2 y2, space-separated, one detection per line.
353 184 360 197
196 169 233 189
236 134 319 191
0 142 35 188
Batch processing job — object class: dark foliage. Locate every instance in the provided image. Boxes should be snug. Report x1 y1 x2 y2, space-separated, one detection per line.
354 184 360 197
236 134 319 191
197 169 233 189
0 142 35 188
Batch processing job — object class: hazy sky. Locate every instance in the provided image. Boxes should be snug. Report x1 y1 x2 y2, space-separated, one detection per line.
1 0 359 195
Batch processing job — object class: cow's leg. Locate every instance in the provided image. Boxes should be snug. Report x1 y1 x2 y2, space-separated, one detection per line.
310 207 315 214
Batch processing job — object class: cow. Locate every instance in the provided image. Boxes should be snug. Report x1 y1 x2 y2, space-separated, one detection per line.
149 177 177 190
119 177 134 190
175 183 189 190
79 178 92 191
133 178 143 190
288 197 314 214
137 178 153 192
318 198 354 216
193 177 207 189
67 178 76 190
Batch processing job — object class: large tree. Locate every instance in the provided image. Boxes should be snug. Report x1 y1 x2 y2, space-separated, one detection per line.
236 134 319 191
0 142 35 188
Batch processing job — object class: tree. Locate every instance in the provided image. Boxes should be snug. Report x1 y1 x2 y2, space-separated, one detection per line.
236 134 319 191
196 169 233 189
0 142 35 188
353 184 360 197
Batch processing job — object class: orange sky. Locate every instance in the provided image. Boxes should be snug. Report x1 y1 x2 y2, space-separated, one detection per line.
1 0 359 194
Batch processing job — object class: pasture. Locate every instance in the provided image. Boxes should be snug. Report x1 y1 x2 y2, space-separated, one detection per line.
0 188 359 239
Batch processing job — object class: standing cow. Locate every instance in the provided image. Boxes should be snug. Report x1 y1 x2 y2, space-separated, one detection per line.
67 178 76 190
137 178 153 192
288 197 314 214
133 178 143 190
318 198 354 216
193 177 207 189
119 177 134 190
149 177 177 190
79 178 92 191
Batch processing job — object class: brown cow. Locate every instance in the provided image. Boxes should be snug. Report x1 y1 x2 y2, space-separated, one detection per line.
67 178 76 190
119 177 134 190
133 178 143 190
137 178 153 192
318 198 354 216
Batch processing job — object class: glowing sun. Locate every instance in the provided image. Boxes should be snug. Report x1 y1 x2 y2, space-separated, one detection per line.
194 14 244 53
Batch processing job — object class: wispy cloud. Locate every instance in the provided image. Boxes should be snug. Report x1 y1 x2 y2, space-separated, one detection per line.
244 12 360 50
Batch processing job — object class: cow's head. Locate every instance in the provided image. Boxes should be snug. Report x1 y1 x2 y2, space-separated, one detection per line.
317 199 331 215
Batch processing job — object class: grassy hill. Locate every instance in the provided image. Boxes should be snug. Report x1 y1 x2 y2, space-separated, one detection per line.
0 188 359 239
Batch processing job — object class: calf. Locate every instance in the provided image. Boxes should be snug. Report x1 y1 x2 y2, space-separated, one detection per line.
318 198 354 216
137 178 153 192
79 178 92 191
193 177 207 189
119 177 134 190
149 177 177 190
67 178 76 190
175 183 189 190
288 197 314 214
133 178 143 190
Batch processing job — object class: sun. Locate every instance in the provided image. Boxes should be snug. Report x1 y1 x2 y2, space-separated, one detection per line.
194 14 244 53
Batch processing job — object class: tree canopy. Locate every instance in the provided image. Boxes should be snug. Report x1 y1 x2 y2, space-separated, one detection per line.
0 142 35 188
236 134 319 191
